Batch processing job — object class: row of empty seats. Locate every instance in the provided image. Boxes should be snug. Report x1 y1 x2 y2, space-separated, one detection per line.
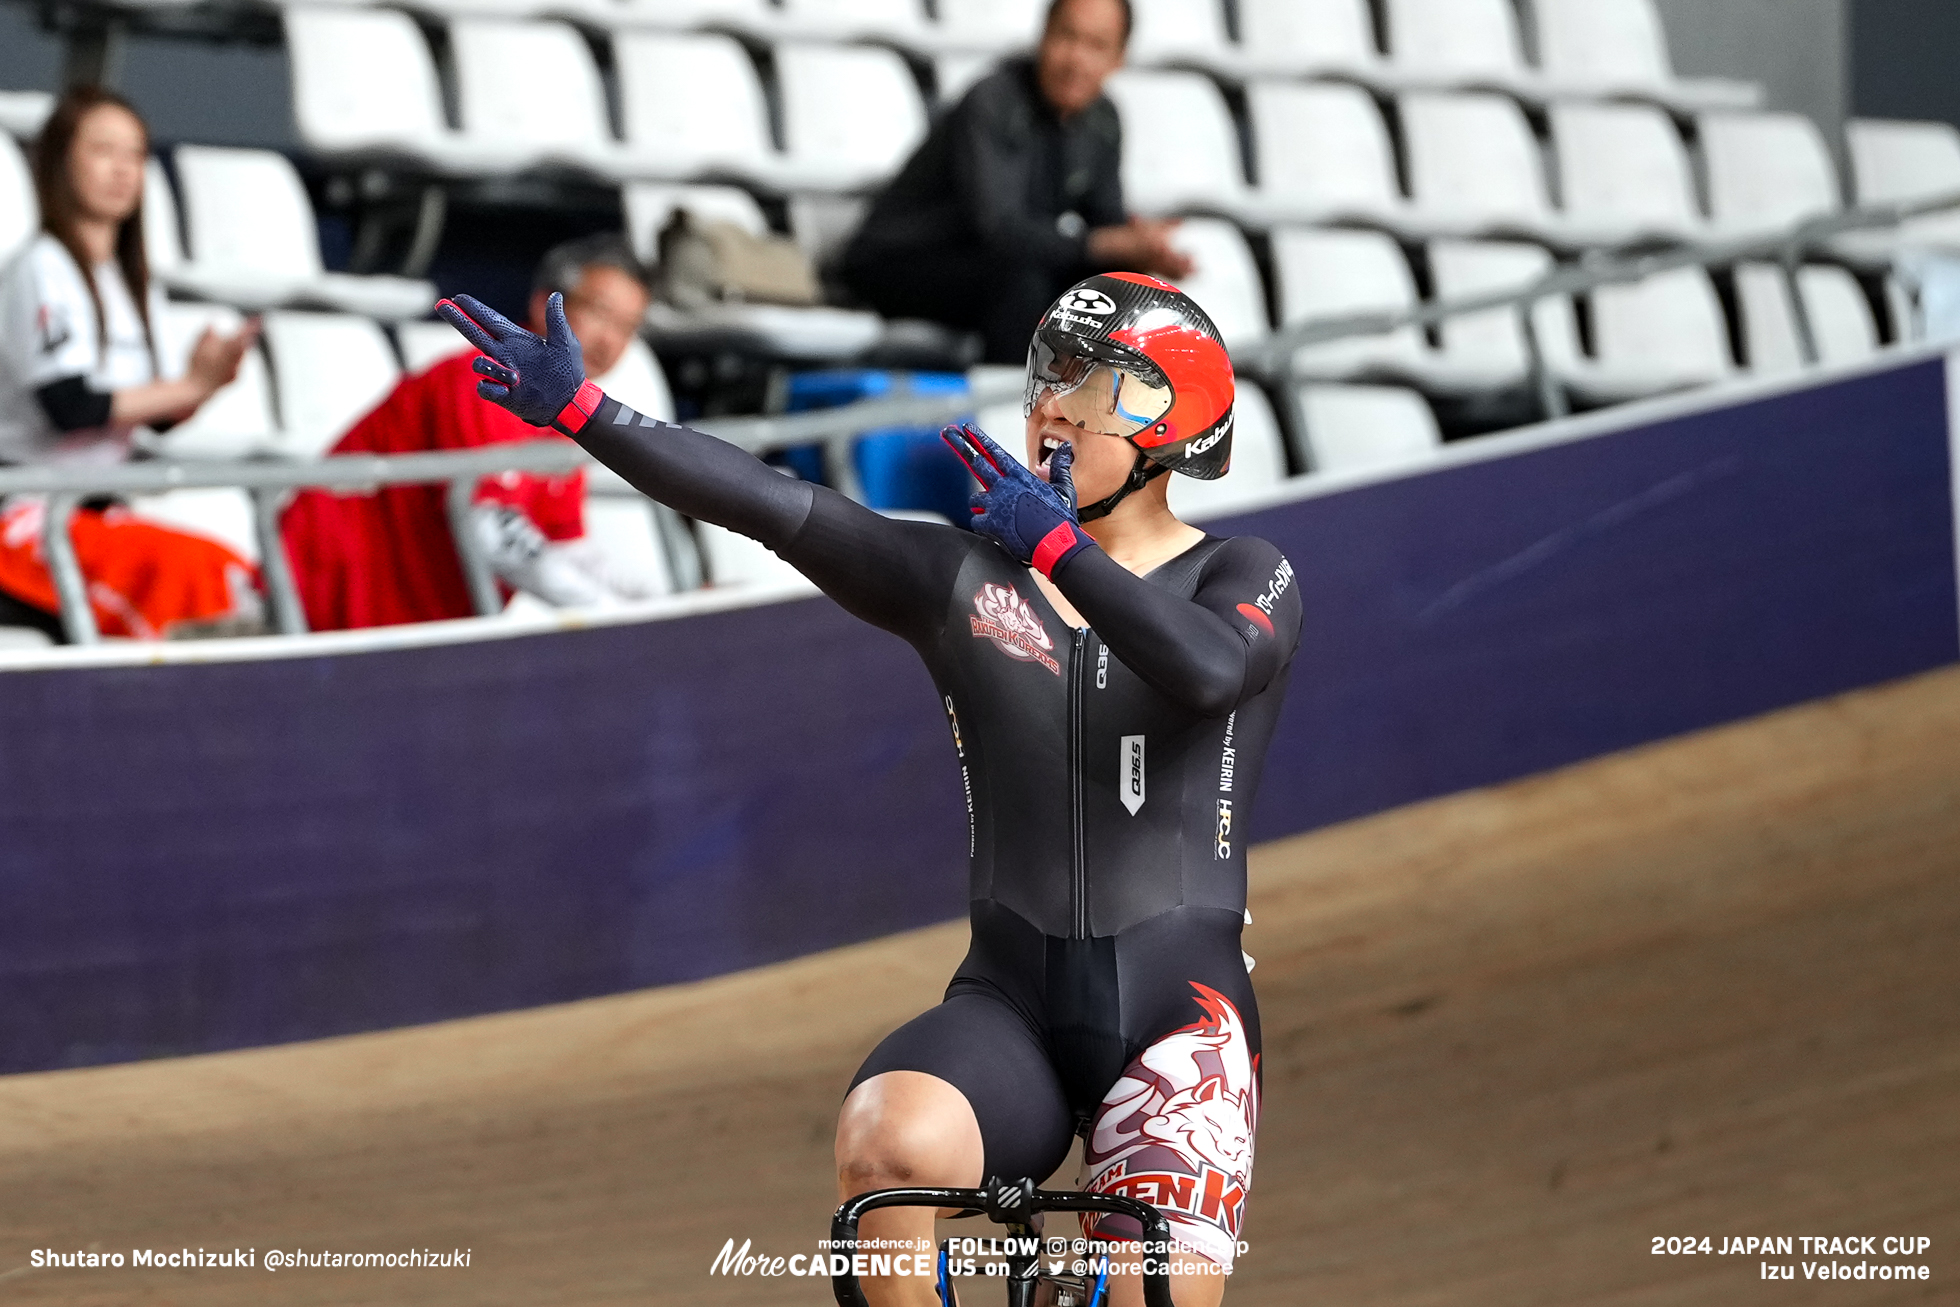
281 0 1760 110
6 112 1953 406
1117 80 1912 252
1098 216 1882 405
291 9 928 190
285 0 1763 195
280 10 1901 280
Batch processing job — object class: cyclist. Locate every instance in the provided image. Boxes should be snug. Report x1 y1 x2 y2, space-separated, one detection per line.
439 272 1301 1307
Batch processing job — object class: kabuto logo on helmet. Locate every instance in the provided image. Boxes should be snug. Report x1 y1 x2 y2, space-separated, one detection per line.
1059 287 1117 316
1027 274 1237 517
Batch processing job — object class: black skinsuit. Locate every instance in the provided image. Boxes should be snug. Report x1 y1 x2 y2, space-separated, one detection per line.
573 394 1303 1196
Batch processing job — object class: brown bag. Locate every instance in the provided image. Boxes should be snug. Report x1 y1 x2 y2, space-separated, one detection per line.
655 208 820 310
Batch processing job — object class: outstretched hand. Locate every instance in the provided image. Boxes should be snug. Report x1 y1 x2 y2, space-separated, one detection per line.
940 423 1096 579
436 292 602 436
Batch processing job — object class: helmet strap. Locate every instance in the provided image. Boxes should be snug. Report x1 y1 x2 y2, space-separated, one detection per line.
1077 447 1169 523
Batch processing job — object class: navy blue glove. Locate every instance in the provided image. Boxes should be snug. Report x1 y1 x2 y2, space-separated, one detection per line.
435 292 602 436
941 422 1096 579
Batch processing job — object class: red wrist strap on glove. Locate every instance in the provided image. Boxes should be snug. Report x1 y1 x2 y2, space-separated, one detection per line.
552 381 604 436
1032 521 1092 579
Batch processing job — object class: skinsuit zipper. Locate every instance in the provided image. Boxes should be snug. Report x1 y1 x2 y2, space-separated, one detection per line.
1069 626 1088 938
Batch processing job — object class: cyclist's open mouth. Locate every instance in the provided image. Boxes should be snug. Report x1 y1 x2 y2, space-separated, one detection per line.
1036 433 1072 479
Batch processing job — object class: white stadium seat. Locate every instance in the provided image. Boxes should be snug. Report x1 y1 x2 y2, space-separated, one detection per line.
395 319 476 374
168 146 437 319
1167 383 1289 519
1382 0 1538 95
394 320 677 420
1270 226 1431 384
141 158 183 277
1557 268 1735 405
284 7 475 172
1293 383 1441 475
615 32 778 184
1532 0 1762 112
773 44 929 192
152 302 282 460
1699 111 1842 241
1426 240 1582 393
1235 0 1386 80
934 53 998 105
580 337 681 598
611 0 778 35
1103 70 1249 219
697 521 815 590
932 0 1043 52
1846 118 1960 253
1163 218 1269 350
0 132 34 263
594 336 677 421
971 390 1023 463
774 0 931 48
1549 102 1708 246
1735 264 1880 376
0 89 55 139
261 311 403 458
1125 0 1237 74
450 19 620 178
1399 93 1572 245
579 499 678 599
1244 81 1410 229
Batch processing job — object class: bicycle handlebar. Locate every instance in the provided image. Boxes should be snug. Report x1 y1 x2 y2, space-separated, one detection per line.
830 1183 1177 1307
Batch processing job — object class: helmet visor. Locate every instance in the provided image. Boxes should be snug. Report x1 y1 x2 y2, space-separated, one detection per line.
1025 339 1174 441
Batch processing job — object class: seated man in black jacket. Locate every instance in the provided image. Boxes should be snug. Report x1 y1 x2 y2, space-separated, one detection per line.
841 0 1192 364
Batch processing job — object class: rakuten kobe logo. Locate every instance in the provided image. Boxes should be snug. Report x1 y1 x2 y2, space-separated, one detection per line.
969 583 1061 675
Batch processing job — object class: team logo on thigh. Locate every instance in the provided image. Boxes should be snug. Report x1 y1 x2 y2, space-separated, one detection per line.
1084 983 1258 1241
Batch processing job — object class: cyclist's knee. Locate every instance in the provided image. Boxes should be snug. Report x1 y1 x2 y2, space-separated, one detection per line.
835 1071 982 1195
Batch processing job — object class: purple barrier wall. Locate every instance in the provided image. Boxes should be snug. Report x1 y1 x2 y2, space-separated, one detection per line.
2 357 1955 1073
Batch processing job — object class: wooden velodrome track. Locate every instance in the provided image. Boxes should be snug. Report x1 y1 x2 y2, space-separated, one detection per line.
3 666 1957 1306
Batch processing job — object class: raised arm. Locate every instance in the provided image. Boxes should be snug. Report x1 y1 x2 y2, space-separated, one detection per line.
436 294 963 638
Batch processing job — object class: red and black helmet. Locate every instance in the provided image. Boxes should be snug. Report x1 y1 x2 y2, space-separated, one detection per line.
1025 272 1236 481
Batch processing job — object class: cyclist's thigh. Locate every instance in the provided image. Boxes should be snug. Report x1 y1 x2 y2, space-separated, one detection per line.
1081 980 1259 1274
848 990 1076 1188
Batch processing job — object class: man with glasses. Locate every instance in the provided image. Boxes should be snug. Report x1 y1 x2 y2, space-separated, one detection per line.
280 234 662 629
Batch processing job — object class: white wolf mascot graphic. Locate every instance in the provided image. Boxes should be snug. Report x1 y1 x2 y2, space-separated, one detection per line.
1081 983 1259 1267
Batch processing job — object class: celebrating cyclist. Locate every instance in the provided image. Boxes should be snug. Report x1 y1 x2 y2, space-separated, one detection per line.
439 272 1301 1307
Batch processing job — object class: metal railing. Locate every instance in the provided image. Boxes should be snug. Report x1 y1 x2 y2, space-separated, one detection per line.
5 189 1958 647
0 379 1023 645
